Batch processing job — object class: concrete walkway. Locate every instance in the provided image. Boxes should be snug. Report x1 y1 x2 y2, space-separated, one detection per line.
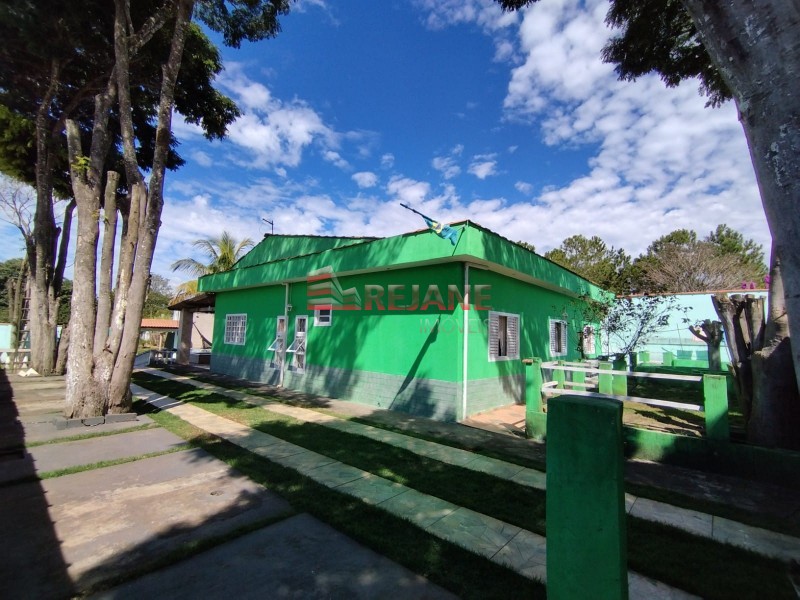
0 373 455 599
133 382 698 599
137 368 800 564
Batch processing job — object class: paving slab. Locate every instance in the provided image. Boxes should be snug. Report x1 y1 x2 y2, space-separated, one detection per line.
31 427 185 472
377 488 458 528
0 426 184 484
426 506 522 559
0 448 293 598
713 516 800 561
21 415 155 444
630 497 713 538
92 513 457 600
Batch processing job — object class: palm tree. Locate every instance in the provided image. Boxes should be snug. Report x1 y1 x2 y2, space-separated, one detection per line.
171 231 254 299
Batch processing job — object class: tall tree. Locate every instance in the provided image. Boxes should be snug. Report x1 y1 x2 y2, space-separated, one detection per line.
707 224 767 280
2 0 290 416
64 0 289 418
544 234 632 294
497 0 800 447
634 226 767 293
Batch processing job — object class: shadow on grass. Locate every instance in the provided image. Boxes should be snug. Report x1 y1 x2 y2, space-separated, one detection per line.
134 373 798 600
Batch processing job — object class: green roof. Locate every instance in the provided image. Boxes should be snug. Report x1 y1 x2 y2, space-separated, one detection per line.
233 234 377 270
198 222 609 301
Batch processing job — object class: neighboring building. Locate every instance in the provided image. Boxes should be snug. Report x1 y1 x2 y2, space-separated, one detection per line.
140 318 179 349
198 222 608 422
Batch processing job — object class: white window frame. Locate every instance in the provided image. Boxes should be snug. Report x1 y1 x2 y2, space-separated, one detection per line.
488 311 520 362
550 319 568 357
267 316 287 366
314 307 332 327
287 315 308 372
582 324 596 355
224 314 247 345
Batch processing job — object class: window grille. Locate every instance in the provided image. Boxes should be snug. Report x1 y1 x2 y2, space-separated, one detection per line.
224 314 247 345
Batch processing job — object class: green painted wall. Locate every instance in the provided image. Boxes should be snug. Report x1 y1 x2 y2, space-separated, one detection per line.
466 268 589 382
212 285 285 359
213 263 464 383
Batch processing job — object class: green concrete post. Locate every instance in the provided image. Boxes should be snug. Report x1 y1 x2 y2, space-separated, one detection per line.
524 358 546 439
663 351 674 366
599 361 613 395
638 351 650 365
554 360 566 390
612 357 628 396
573 364 586 386
703 374 729 441
546 395 628 600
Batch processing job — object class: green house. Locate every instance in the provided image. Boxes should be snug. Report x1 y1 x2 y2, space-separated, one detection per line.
198 221 609 422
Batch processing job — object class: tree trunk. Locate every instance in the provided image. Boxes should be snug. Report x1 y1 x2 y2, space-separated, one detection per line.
682 0 800 397
748 249 800 449
689 320 723 372
93 171 120 353
64 118 104 418
55 318 70 375
8 259 28 352
712 251 800 448
28 59 61 375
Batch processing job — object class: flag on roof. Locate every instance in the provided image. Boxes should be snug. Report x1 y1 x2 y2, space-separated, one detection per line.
400 203 460 246
423 216 460 245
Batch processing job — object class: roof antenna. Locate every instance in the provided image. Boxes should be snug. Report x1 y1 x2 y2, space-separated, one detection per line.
262 218 274 236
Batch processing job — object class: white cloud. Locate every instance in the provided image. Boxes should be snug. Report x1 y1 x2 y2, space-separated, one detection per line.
515 181 533 195
172 115 205 140
191 150 214 167
432 154 461 179
416 0 770 256
468 153 498 179
352 171 378 188
323 150 350 170
417 0 516 32
381 153 395 169
386 176 431 207
210 63 344 170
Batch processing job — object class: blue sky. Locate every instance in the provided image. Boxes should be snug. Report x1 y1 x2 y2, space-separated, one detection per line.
0 0 771 288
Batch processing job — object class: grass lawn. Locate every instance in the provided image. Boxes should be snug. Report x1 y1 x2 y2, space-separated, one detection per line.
158 367 798 537
133 372 796 600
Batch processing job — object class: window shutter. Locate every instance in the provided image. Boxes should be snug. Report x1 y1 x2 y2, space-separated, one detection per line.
550 320 557 354
488 313 499 359
508 315 519 359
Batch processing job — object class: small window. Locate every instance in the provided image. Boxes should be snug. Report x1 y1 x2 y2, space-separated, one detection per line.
489 311 520 361
267 316 287 354
550 319 568 357
582 324 596 355
287 315 308 372
314 307 332 326
224 314 247 345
